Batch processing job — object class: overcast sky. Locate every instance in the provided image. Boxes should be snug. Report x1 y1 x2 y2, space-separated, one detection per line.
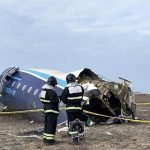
0 0 150 92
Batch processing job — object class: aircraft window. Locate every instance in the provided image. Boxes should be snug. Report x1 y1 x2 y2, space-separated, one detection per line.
34 89 39 96
28 87 32 93
17 83 21 89
22 85 27 91
12 81 16 87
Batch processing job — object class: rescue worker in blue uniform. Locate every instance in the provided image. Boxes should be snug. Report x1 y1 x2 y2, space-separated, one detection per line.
40 76 59 145
60 73 87 132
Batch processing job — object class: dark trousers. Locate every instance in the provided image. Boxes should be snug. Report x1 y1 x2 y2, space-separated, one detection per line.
67 110 88 126
44 113 58 142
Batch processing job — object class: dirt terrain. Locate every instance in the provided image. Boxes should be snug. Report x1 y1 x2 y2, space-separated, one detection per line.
0 94 150 150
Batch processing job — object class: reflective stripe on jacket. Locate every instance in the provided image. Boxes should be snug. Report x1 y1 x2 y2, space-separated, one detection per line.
66 107 82 110
39 84 59 114
61 82 84 111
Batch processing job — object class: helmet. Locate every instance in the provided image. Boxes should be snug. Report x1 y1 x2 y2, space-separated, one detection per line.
66 73 76 83
47 76 57 86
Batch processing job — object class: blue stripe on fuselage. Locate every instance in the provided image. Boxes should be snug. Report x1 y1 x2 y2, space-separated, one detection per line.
26 70 67 87
11 76 21 81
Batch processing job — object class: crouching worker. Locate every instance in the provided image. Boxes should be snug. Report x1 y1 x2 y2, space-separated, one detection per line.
60 73 88 134
40 76 60 145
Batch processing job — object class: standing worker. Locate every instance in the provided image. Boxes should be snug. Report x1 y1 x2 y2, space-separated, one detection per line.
40 76 60 145
60 73 87 132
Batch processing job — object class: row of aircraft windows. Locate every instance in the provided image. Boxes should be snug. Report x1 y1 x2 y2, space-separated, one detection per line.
11 81 39 96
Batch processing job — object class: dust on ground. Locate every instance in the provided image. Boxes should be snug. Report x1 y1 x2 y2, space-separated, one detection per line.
0 98 150 150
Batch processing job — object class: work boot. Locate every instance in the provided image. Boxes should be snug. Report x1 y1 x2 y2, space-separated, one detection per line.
43 138 47 144
73 137 79 144
45 140 60 146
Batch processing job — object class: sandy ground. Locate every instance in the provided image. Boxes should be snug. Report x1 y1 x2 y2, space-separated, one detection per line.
0 99 150 150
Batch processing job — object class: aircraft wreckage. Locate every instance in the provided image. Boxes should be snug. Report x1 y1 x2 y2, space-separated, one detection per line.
77 69 136 124
0 67 136 124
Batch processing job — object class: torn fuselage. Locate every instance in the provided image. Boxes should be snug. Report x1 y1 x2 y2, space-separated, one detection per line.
77 68 136 124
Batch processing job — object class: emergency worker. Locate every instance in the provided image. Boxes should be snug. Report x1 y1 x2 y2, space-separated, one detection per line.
40 76 59 145
60 73 86 132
